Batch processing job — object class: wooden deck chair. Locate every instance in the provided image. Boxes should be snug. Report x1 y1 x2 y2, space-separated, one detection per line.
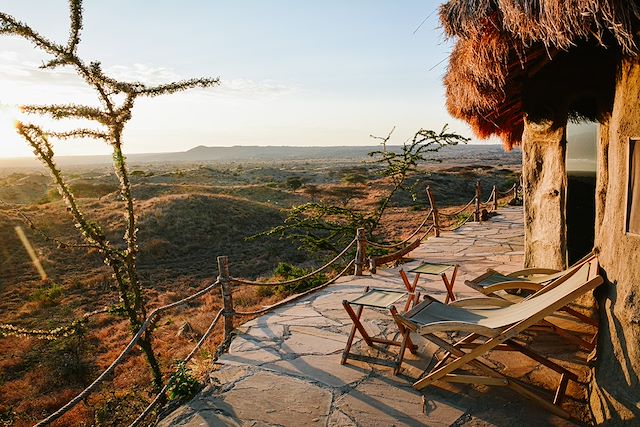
464 252 598 329
393 257 603 419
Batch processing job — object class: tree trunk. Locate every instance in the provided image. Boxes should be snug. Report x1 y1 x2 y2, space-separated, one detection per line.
521 116 568 270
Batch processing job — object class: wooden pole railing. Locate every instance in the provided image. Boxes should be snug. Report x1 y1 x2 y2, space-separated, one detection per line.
492 185 498 211
426 186 440 237
217 256 234 342
474 180 482 222
354 227 367 276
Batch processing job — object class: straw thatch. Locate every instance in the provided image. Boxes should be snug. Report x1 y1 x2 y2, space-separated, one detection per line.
441 0 640 148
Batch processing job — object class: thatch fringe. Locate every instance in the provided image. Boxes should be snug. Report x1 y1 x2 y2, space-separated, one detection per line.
441 0 640 54
440 0 640 148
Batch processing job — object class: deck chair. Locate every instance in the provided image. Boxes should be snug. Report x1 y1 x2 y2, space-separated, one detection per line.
393 257 603 419
465 252 598 329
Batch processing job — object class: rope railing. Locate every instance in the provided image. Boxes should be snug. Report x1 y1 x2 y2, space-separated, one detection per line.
438 195 477 218
35 175 521 426
497 182 518 196
231 238 357 287
234 260 355 317
35 279 222 427
130 308 224 427
366 208 433 250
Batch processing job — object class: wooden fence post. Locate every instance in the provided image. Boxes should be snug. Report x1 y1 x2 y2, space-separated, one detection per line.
492 185 498 211
475 180 482 222
426 186 440 237
354 228 366 276
217 256 234 341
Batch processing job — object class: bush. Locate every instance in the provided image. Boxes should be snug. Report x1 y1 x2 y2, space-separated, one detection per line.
167 362 201 402
30 282 64 306
270 262 327 296
285 176 303 190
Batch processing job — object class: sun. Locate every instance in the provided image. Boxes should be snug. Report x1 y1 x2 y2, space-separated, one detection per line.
0 105 32 158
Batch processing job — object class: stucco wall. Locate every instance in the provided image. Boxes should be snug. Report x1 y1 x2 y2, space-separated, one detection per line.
522 117 568 270
590 59 640 424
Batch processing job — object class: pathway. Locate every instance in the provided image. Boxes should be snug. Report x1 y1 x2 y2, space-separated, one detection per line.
160 207 583 426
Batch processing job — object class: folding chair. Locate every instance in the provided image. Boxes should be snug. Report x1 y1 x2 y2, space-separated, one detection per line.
404 262 459 303
464 252 599 342
393 257 603 419
341 272 421 374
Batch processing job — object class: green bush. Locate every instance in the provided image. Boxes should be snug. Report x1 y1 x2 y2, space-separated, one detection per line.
167 361 201 402
269 262 327 296
30 282 64 306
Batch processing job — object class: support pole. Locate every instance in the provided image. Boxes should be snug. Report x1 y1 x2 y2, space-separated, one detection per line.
426 186 440 237
475 181 482 222
217 256 234 341
492 185 498 211
354 228 366 276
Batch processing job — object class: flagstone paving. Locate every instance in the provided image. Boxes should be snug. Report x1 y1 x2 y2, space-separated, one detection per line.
160 207 582 427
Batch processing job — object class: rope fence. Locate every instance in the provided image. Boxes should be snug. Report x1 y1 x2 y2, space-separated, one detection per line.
32 177 520 427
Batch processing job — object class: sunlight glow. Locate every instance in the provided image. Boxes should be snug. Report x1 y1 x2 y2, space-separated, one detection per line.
0 104 31 158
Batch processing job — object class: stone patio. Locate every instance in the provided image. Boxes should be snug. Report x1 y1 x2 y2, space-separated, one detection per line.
160 207 590 426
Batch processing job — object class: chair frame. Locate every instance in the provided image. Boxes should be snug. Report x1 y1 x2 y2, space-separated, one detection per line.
464 254 599 350
392 258 603 419
341 273 421 374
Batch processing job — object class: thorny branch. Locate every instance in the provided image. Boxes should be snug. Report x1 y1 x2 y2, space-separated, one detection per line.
1 0 220 392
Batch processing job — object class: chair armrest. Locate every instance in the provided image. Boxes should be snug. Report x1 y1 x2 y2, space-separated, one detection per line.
507 268 560 278
448 297 513 308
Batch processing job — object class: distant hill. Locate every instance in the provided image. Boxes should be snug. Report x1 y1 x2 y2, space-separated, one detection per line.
0 143 521 169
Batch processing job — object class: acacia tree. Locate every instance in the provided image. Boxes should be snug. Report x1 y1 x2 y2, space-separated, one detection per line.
1 0 219 389
256 126 469 252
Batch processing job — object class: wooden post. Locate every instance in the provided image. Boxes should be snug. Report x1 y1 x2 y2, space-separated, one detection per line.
217 256 234 341
492 185 498 211
426 186 440 237
474 180 482 222
354 228 366 276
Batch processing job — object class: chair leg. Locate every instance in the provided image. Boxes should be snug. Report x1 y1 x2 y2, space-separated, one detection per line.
416 333 571 419
442 270 456 303
554 373 569 405
390 306 416 375
341 302 368 365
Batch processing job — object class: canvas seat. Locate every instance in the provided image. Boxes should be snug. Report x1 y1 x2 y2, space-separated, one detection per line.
341 275 421 374
392 257 603 419
464 252 599 331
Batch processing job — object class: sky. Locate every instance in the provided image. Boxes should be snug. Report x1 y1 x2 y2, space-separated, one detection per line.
0 1 596 165
0 0 476 158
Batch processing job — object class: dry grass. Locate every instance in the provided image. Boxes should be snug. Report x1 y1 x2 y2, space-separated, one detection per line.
0 158 520 425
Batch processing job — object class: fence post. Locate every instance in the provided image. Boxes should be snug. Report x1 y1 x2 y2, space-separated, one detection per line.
426 186 440 237
354 228 366 276
474 180 482 222
492 185 498 211
217 256 234 341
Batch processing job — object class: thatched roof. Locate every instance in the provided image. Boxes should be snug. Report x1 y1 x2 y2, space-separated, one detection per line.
441 0 640 148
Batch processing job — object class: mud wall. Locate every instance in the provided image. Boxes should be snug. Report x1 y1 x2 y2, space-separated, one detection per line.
590 59 640 424
521 117 568 270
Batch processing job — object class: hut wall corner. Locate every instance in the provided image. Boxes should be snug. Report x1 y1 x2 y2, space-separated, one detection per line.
521 117 568 270
590 59 640 425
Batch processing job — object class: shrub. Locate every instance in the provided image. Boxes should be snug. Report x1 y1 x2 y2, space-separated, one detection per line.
270 262 327 296
30 282 64 306
167 362 201 402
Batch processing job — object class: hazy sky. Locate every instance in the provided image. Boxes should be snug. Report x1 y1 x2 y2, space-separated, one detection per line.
0 1 481 158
